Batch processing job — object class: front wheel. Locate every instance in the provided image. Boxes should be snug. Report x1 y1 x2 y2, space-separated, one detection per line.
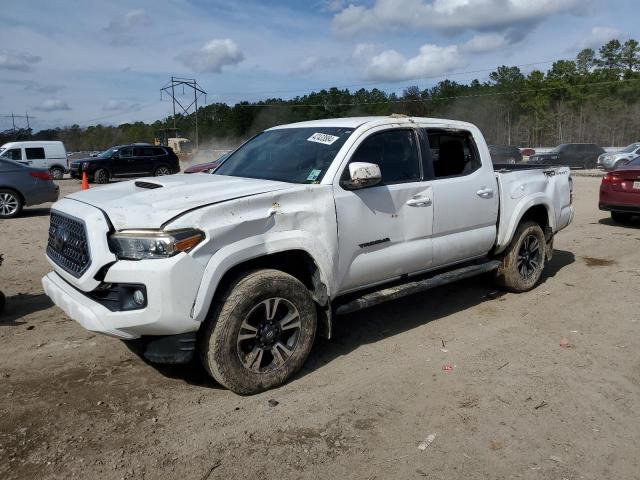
94 168 110 184
495 221 546 292
200 269 317 395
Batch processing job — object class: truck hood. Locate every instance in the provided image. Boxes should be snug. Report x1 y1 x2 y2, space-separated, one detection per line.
67 174 293 229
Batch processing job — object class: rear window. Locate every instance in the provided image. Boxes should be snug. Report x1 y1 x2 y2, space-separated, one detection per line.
26 147 45 160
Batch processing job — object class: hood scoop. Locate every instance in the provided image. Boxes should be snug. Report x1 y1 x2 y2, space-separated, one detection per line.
135 181 163 189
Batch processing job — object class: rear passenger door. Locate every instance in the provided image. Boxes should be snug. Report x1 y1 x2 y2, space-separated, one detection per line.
426 128 499 268
133 146 156 175
112 147 134 176
25 147 46 169
334 128 434 293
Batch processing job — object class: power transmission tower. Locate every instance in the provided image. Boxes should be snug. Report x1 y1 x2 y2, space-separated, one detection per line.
1 113 35 139
160 77 207 150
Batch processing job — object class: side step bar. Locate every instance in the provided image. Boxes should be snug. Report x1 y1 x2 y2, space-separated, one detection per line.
335 260 501 315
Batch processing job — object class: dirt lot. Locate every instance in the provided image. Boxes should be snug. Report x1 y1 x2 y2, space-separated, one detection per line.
1 175 639 480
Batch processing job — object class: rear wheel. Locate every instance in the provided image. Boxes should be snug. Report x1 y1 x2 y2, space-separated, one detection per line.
50 167 64 180
495 221 546 292
94 168 110 184
611 211 632 223
200 269 317 395
0 189 23 219
154 165 171 176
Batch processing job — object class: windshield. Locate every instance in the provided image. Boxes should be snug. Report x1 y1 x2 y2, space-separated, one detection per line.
550 144 566 153
214 127 353 183
97 147 118 159
620 143 640 153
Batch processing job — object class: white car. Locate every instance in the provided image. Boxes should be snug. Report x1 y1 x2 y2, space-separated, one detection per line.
597 143 640 171
42 116 574 394
0 141 68 179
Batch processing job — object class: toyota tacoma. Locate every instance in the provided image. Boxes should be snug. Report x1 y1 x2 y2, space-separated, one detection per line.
42 116 574 394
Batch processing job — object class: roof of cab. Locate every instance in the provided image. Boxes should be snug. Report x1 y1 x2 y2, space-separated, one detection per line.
267 115 478 131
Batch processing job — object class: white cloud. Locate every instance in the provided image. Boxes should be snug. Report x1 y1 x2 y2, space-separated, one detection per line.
104 9 152 46
579 26 621 49
358 43 467 82
175 39 244 73
332 0 584 36
102 99 141 111
293 55 341 75
323 0 345 12
34 99 71 112
462 33 508 53
0 49 41 72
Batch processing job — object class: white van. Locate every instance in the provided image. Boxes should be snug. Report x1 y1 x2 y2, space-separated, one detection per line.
0 141 68 179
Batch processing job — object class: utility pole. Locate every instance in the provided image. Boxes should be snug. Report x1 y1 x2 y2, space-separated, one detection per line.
160 77 207 150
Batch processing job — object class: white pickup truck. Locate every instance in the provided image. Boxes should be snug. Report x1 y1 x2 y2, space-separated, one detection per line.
42 116 573 394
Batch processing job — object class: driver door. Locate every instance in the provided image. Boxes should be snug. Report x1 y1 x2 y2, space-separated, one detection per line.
333 128 433 293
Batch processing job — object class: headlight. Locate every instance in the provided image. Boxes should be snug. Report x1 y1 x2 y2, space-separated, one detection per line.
82 162 89 169
109 228 205 260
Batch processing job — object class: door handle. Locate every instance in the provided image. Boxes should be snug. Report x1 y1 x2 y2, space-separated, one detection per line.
406 196 432 207
476 187 494 198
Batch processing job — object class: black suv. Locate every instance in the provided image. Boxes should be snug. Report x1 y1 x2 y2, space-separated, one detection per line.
70 144 180 183
528 143 605 169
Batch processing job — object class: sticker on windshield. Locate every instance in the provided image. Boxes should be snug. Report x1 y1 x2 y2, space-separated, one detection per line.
307 132 340 145
307 169 322 181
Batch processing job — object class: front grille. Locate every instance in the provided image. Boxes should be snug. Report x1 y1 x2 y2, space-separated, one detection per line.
47 212 91 277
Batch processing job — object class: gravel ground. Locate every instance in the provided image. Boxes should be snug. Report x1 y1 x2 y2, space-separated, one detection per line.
1 175 639 480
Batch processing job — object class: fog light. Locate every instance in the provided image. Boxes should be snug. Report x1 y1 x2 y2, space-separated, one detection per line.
133 289 145 306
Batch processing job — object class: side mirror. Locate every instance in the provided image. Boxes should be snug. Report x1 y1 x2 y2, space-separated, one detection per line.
341 162 382 190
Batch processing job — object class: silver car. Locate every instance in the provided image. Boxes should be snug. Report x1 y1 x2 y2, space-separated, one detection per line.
597 143 640 171
0 158 59 218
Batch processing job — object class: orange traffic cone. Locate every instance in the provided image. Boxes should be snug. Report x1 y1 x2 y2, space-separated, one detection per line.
81 171 90 190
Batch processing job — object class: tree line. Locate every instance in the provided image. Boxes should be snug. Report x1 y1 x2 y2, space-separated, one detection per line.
2 38 639 151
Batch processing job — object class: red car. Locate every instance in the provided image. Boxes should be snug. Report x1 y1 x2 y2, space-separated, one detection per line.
183 152 230 174
599 156 640 222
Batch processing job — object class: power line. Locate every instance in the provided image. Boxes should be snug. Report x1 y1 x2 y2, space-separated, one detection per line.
221 77 640 109
212 58 570 97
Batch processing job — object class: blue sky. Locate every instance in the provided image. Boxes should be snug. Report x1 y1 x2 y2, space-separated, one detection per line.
0 0 636 129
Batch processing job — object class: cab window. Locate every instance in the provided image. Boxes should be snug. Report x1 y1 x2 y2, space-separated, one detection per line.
426 129 481 179
344 129 421 184
119 148 133 158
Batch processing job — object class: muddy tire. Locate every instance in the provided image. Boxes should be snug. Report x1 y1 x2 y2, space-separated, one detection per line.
94 168 110 184
200 269 317 395
495 221 546 293
611 211 632 223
